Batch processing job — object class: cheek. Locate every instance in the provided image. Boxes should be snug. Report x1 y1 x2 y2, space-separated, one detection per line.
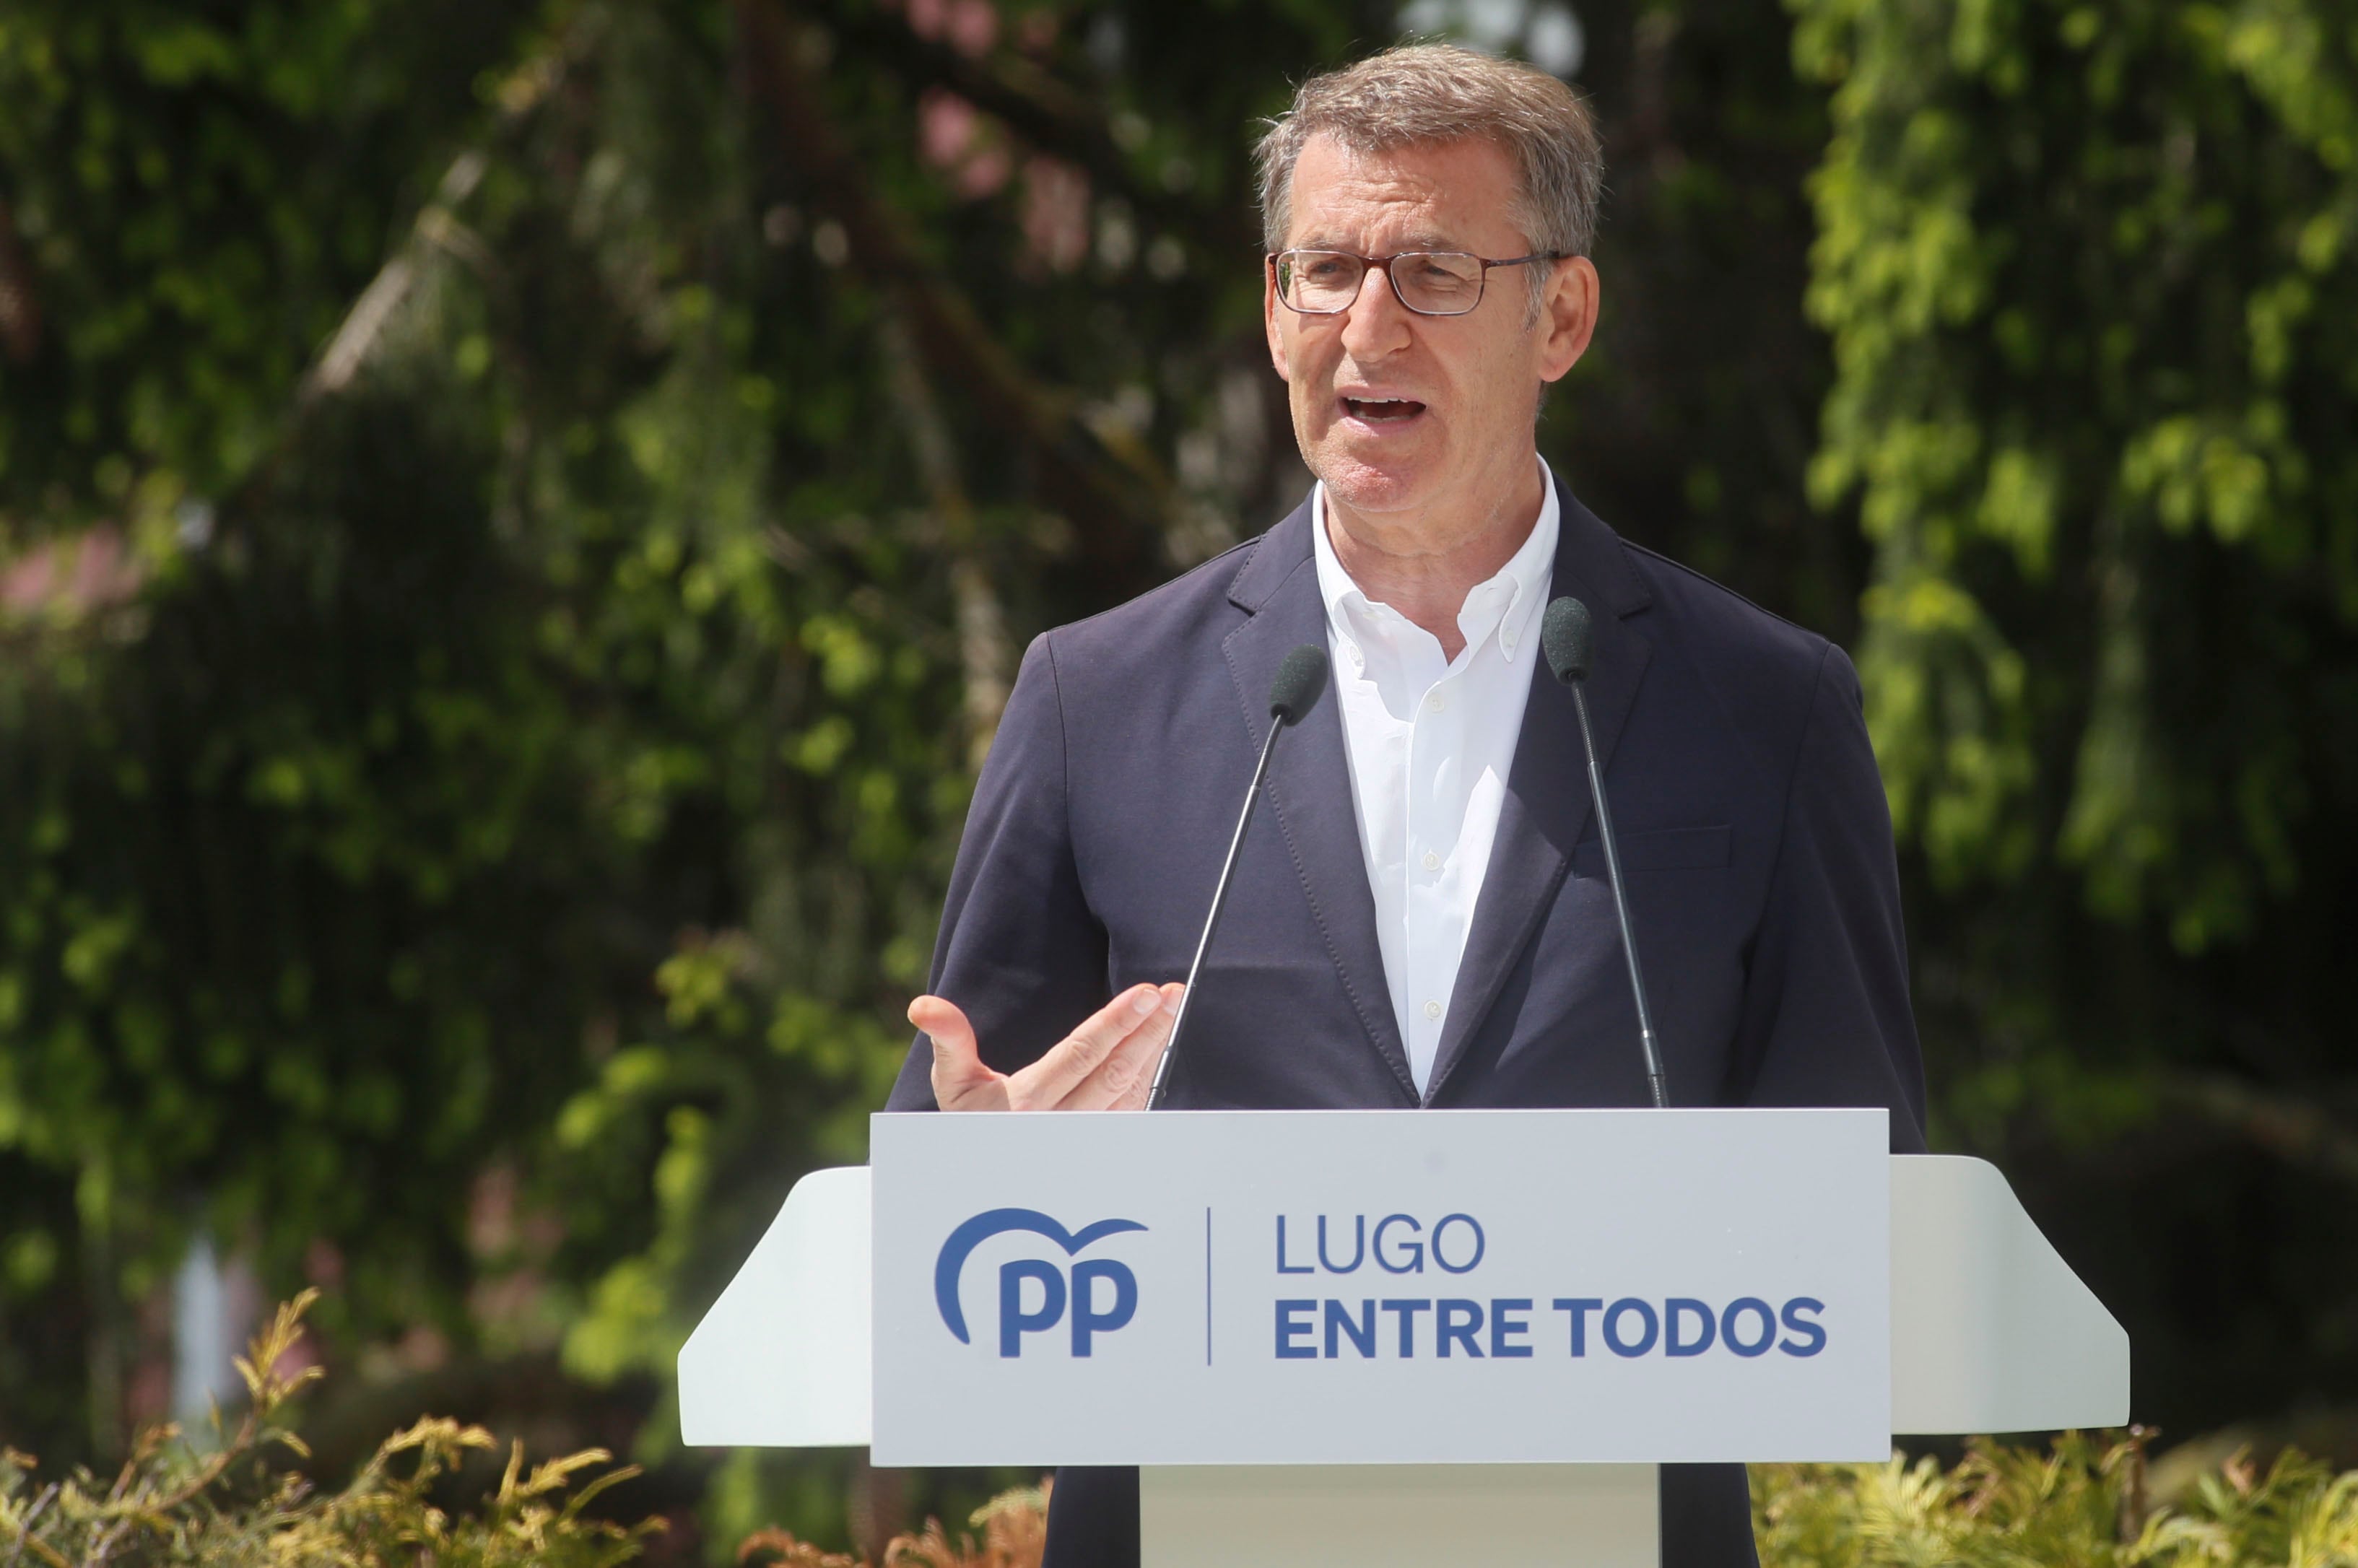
1459 336 1536 427
1284 334 1338 408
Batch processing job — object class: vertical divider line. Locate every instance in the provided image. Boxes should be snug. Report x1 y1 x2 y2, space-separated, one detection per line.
1204 1207 1213 1367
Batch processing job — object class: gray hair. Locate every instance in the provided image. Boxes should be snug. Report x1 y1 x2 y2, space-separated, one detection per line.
1254 43 1605 261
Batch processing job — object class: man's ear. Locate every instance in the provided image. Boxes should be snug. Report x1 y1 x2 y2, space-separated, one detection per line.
1537 256 1601 384
1264 262 1292 383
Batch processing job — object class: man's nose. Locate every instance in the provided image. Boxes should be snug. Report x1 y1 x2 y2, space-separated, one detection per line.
1337 261 1412 358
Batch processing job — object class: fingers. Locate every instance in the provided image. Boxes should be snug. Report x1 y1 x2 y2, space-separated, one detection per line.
1058 983 1184 1111
1109 983 1187 1111
912 983 1187 1114
1010 984 1167 1108
910 995 1007 1112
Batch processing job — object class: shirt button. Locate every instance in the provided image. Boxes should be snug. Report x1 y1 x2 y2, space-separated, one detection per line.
1422 850 1441 872
1426 692 1445 713
1423 999 1443 1020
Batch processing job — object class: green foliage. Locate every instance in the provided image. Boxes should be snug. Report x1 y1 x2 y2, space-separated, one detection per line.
0 0 541 523
17 1359 2358 1568
1795 0 2358 944
1758 1432 2358 1566
0 0 977 1462
730 1434 2358 1567
0 1293 658 1566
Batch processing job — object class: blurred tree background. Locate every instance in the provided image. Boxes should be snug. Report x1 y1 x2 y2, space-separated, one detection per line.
0 0 2352 1556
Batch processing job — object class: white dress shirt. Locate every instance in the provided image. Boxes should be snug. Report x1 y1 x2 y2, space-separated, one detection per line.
1311 460 1560 1093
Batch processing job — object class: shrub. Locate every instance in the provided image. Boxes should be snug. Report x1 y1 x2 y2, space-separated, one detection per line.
12 1297 2358 1567
1757 1430 2358 1565
738 1434 2358 1568
736 1484 1047 1568
0 1292 658 1567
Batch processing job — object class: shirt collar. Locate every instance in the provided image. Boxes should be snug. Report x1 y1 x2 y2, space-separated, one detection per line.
1310 456 1561 665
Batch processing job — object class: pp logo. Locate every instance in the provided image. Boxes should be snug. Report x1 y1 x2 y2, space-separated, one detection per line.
934 1208 1145 1357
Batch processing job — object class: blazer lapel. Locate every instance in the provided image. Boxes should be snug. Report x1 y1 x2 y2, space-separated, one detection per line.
1223 502 1419 1103
1422 484 1655 1104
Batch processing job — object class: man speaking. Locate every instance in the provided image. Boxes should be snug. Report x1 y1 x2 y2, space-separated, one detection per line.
884 42 1926 1568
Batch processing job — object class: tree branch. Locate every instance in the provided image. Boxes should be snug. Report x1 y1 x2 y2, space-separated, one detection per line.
735 0 1172 601
876 312 1010 770
820 1 1252 256
298 41 571 405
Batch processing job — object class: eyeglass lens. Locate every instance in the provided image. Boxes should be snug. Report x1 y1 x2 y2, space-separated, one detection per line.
1279 251 1487 315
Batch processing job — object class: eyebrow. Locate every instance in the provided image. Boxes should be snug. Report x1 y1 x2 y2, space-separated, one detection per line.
1291 231 1463 253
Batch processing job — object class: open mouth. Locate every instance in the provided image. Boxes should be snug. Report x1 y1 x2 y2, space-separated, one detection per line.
1341 396 1427 424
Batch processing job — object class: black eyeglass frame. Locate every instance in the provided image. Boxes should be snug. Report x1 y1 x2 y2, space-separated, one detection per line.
1266 248 1567 318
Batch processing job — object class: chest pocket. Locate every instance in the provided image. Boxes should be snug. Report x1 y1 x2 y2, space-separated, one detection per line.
1572 824 1731 879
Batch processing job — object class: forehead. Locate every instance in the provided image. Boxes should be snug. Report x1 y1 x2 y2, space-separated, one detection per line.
1284 132 1525 253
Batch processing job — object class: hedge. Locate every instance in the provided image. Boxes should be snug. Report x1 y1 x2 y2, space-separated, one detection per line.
9 1295 2356 1566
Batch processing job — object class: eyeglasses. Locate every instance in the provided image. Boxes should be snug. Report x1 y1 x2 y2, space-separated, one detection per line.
1268 249 1565 318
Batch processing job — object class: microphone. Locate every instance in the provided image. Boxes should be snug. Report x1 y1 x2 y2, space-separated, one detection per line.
1542 596 1671 1110
1146 643 1331 1109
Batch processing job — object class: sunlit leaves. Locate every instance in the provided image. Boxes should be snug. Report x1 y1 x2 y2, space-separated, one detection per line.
1758 1431 2358 1567
0 0 534 532
1796 0 2358 949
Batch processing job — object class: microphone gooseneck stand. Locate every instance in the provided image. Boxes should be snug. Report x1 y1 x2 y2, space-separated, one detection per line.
1543 596 1671 1110
1146 643 1330 1110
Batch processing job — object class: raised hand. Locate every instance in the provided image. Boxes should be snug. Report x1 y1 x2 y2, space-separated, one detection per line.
908 983 1184 1112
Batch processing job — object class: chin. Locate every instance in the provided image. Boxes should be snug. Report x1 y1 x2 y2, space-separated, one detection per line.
1313 450 1432 516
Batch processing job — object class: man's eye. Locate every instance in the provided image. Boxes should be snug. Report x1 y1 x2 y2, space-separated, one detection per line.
1300 259 1348 281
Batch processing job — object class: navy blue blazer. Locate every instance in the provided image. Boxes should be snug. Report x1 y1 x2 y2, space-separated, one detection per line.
885 477 1928 1565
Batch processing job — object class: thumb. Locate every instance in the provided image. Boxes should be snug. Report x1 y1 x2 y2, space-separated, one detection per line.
908 995 992 1107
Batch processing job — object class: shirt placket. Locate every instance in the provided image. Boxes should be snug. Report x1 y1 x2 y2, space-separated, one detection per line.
1401 650 1467 1081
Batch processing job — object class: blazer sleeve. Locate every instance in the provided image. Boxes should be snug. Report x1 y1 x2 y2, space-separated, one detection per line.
884 632 1113 1110
1727 643 1929 1151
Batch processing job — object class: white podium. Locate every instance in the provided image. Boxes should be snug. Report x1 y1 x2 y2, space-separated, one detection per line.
681 1110 2127 1565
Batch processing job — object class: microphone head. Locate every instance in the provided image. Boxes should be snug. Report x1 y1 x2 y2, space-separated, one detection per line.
1541 596 1594 686
1269 643 1331 726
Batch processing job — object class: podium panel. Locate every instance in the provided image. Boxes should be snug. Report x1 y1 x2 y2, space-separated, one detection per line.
676 1164 870 1447
1137 1463 1658 1568
684 1108 2141 1462
1890 1156 2129 1431
869 1108 1891 1467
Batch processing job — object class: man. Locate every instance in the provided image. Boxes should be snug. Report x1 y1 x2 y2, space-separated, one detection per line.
885 43 1926 1567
